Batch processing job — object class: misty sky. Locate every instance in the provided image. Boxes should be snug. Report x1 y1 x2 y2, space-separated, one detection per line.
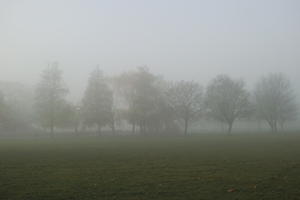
0 0 300 101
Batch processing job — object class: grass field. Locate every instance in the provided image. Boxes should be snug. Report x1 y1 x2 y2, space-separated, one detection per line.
0 134 300 200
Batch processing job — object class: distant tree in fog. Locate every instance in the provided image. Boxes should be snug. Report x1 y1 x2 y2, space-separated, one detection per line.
0 91 16 132
128 67 160 134
205 75 250 134
82 67 113 135
166 81 203 135
114 70 139 133
254 73 298 132
146 79 178 134
0 82 35 133
115 67 158 134
115 67 178 134
35 62 69 136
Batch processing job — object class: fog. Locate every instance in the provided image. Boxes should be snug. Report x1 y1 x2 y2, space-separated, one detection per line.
2 2 300 199
1 0 300 102
0 1 300 133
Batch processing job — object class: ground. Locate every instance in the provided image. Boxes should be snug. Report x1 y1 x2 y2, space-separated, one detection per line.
0 134 300 200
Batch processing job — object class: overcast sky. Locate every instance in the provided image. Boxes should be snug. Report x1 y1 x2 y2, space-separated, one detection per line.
0 0 300 101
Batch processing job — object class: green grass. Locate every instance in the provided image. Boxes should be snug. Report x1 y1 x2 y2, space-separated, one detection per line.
0 134 300 200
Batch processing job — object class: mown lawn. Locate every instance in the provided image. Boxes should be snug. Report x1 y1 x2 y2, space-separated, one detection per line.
0 134 300 200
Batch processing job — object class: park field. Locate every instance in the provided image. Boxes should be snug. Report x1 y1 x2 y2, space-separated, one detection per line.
0 134 300 200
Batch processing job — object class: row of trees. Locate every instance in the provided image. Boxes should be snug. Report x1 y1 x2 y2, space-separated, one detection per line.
30 64 298 136
0 64 297 136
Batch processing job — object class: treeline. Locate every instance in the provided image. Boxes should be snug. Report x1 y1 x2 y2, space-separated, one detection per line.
0 64 298 136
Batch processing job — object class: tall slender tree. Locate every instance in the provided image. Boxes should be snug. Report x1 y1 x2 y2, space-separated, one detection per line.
82 67 113 135
35 62 68 136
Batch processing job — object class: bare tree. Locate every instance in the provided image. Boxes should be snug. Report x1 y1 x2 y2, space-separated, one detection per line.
205 75 250 134
35 62 68 136
82 67 113 135
167 81 203 135
254 73 298 133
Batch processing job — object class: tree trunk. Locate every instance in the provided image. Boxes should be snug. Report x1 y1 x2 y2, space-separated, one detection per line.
132 122 136 134
111 122 115 135
274 120 278 133
74 126 78 135
184 118 188 136
268 120 275 133
227 122 233 135
50 126 54 137
269 120 278 133
50 118 54 138
97 124 102 136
